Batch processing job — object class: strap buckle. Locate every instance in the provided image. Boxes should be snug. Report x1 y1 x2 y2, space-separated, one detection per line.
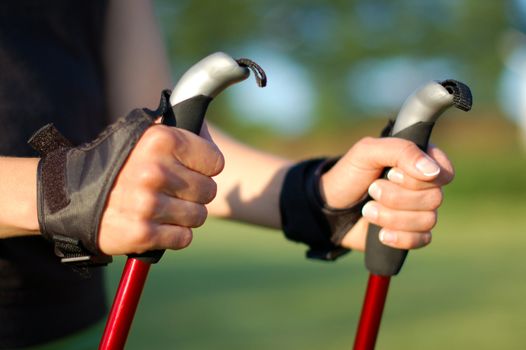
53 235 112 267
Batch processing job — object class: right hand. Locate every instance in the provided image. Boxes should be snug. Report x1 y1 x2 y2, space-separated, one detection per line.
98 123 224 255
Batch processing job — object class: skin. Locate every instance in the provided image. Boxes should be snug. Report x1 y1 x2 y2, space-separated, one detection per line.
98 125 225 255
324 139 453 251
0 0 454 257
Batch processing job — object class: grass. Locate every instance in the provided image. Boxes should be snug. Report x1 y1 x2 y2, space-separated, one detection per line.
105 116 526 349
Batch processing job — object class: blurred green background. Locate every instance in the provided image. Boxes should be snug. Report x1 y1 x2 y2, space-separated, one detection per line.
105 1 526 349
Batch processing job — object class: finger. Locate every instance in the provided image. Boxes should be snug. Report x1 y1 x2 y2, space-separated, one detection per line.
321 137 441 208
336 217 432 252
385 145 454 190
427 145 455 184
99 221 193 255
368 179 443 211
378 229 432 249
160 161 218 204
386 166 453 190
142 125 225 177
170 127 225 176
149 195 208 228
134 157 218 204
361 201 437 232
350 137 442 180
147 224 194 251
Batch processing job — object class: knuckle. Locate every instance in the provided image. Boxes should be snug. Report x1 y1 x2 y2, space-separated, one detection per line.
173 227 193 249
144 125 174 148
398 140 421 163
137 163 165 188
403 233 431 250
395 238 414 250
173 131 189 156
135 191 161 218
381 188 397 207
129 222 155 252
354 136 377 154
192 205 208 228
360 136 377 146
200 143 224 176
423 233 433 246
347 137 379 166
421 211 438 231
202 179 218 204
211 148 225 175
427 188 444 209
443 168 455 185
412 232 432 249
397 232 431 250
376 205 391 225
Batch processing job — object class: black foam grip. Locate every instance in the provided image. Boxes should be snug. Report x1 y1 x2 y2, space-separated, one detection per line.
172 95 212 132
131 95 213 264
365 121 435 276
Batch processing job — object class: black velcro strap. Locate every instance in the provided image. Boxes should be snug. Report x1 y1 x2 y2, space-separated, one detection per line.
280 158 364 261
27 123 73 154
28 125 106 268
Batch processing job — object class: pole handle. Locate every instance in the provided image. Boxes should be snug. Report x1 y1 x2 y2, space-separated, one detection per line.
364 121 435 276
128 95 212 264
364 79 472 276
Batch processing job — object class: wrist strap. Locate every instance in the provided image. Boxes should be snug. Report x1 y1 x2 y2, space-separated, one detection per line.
280 158 364 261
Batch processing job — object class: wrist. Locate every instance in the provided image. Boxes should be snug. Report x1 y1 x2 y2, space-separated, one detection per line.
0 157 40 236
279 157 363 261
16 158 40 233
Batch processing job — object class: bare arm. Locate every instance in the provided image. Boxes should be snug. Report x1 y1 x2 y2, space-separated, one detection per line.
103 0 454 253
0 157 39 237
0 0 286 246
103 0 291 227
0 1 180 241
103 0 173 119
205 128 291 228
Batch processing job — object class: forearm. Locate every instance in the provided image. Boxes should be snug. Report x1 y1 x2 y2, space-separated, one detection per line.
207 127 291 229
0 157 39 237
103 0 172 120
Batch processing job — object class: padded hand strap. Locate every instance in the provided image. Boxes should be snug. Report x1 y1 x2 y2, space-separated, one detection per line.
29 108 158 266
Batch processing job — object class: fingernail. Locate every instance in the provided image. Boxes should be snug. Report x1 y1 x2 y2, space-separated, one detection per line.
415 155 440 177
368 182 382 199
362 202 378 220
387 168 404 183
379 229 397 244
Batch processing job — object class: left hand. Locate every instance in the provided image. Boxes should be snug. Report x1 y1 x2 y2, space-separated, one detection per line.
319 137 454 251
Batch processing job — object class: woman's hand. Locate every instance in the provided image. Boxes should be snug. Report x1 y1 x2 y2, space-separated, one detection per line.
98 124 224 255
320 137 454 251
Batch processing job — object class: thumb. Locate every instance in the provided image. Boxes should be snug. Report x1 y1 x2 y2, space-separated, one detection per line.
320 137 440 208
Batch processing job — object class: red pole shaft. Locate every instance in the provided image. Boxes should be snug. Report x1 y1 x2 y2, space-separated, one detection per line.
353 274 391 350
99 258 151 350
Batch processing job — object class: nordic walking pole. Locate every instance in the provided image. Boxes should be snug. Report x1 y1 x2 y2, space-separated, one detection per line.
353 80 472 350
99 52 266 350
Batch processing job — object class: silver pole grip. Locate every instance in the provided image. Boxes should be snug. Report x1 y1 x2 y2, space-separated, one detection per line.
170 52 250 106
